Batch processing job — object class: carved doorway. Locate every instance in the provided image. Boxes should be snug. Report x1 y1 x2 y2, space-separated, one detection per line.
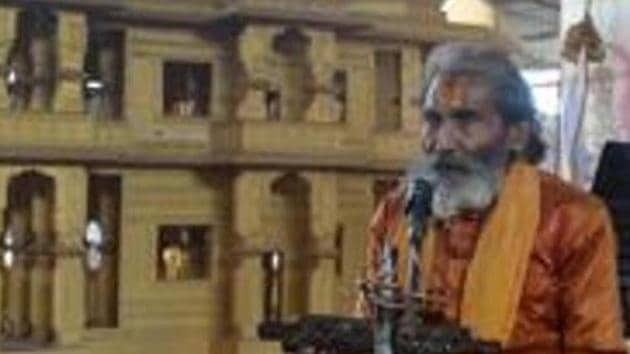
2 171 55 344
268 173 311 317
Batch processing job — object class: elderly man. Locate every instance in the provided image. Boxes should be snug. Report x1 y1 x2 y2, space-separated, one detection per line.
364 43 626 353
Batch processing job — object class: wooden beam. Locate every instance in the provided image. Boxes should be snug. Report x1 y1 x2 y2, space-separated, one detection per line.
530 0 560 11
521 29 558 41
0 0 123 12
0 146 410 173
493 0 560 11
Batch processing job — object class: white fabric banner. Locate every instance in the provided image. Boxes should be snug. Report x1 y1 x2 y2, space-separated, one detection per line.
559 47 589 182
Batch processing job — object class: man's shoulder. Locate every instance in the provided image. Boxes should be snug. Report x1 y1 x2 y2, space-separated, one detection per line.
374 186 406 220
369 185 407 231
537 171 613 247
381 185 406 208
538 170 607 215
535 171 615 264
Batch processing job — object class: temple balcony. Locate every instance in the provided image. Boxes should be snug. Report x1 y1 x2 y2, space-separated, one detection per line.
0 112 417 172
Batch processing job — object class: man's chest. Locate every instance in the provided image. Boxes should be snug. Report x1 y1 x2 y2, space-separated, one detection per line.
425 230 562 345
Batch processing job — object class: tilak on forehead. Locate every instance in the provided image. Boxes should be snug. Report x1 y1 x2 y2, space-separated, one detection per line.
424 74 496 112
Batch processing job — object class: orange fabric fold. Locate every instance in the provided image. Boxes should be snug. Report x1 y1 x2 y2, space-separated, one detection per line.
367 165 626 351
421 162 541 345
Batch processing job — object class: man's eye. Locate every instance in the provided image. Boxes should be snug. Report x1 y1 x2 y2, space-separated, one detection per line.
450 110 478 122
423 111 441 124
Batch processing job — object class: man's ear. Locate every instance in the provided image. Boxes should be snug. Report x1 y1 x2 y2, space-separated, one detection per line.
507 121 531 152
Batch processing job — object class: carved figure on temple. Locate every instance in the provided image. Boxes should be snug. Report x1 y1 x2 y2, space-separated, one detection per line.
173 72 198 117
162 241 184 281
161 229 193 281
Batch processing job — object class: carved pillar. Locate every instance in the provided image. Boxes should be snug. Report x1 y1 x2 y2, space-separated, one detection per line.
304 173 338 313
55 12 86 113
236 25 280 121
338 175 374 313
52 167 86 345
29 183 53 343
401 47 422 132
343 44 375 142
96 45 116 119
6 203 30 338
232 172 267 337
232 172 280 354
125 55 154 124
304 30 338 123
0 8 18 111
212 47 235 120
375 50 403 130
0 170 9 328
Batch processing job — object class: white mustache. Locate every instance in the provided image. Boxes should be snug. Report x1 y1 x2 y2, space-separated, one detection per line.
407 153 499 219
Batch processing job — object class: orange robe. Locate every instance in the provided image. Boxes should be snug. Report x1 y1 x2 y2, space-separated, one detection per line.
365 169 626 353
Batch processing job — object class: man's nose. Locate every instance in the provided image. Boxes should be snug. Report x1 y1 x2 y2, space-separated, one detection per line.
426 120 458 153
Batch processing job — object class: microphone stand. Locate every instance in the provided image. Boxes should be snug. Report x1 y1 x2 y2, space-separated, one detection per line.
403 178 433 296
257 179 500 354
374 178 433 354
373 241 398 354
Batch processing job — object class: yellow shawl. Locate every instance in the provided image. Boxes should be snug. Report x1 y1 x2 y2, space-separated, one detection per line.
394 162 541 345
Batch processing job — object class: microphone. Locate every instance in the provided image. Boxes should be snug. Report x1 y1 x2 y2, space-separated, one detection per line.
404 178 433 293
404 178 433 247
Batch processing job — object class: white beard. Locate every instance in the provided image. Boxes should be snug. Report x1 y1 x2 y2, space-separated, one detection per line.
407 154 500 220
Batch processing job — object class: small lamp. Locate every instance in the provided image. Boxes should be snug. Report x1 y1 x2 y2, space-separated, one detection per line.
84 74 106 101
84 220 105 272
1 229 15 269
5 69 17 87
85 77 105 92
262 247 285 322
